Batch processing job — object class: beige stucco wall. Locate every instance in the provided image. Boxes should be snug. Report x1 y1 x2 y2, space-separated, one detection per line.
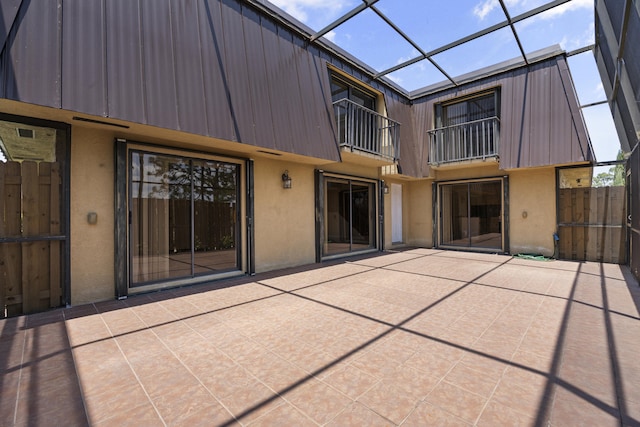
70 126 116 304
405 180 433 248
403 163 557 256
508 167 557 257
253 159 316 271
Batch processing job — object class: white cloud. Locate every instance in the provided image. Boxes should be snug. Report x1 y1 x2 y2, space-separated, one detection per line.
559 21 595 51
593 82 605 98
474 0 591 21
386 74 403 85
536 0 592 20
323 30 337 42
269 0 349 24
473 0 526 20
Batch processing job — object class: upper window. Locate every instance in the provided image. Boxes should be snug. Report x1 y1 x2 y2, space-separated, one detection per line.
429 89 501 165
437 90 500 128
330 74 376 111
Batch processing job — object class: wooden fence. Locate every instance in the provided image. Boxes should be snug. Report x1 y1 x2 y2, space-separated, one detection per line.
0 161 62 317
557 186 626 264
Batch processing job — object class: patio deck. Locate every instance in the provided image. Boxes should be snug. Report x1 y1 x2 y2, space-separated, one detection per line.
1 248 639 426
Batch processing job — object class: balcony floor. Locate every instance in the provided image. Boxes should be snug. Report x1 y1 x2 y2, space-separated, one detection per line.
1 248 639 426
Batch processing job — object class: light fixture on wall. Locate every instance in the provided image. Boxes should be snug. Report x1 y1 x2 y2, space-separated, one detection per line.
383 182 389 194
282 170 292 189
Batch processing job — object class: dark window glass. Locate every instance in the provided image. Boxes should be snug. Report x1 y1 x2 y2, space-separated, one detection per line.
443 92 496 127
130 151 239 286
330 74 376 111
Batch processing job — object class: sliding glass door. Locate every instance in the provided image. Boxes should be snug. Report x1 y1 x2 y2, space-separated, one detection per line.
439 180 503 250
130 151 240 286
323 177 376 256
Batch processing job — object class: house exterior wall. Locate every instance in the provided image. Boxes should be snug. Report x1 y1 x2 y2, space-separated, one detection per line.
253 159 316 272
404 180 433 248
404 165 557 257
0 1 596 308
70 127 116 305
0 0 417 174
508 167 557 257
412 55 593 175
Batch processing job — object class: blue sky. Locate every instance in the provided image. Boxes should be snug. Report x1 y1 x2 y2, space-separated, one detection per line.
270 0 621 163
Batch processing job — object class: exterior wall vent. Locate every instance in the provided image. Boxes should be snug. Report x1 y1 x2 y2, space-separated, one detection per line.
17 128 34 138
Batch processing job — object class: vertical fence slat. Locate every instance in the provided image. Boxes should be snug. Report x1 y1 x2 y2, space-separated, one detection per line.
21 161 38 314
2 162 23 316
49 162 61 307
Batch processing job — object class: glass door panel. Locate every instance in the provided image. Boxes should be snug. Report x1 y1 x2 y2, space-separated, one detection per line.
469 181 502 249
130 152 240 287
440 180 502 250
325 180 351 255
350 182 374 251
324 178 376 256
192 160 238 274
131 153 191 284
440 183 469 246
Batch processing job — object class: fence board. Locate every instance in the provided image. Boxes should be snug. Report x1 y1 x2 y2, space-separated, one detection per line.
558 187 626 263
1 162 23 316
21 162 39 314
1 161 62 316
49 163 61 307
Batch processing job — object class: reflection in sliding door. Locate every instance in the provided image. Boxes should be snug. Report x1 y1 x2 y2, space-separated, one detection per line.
439 180 502 250
130 152 239 286
324 178 375 256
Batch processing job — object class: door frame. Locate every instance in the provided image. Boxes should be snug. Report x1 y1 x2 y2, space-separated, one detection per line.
314 170 382 262
114 139 253 298
434 176 509 254
0 113 71 313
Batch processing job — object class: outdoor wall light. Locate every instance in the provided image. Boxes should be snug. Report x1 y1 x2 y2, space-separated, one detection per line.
383 183 389 194
282 170 292 189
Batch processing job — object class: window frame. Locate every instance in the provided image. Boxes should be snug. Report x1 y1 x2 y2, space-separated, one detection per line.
435 88 501 129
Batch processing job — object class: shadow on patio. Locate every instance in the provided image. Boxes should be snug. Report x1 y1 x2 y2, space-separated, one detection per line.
1 248 639 426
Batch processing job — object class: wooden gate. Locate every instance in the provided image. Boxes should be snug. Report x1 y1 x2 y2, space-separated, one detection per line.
557 186 626 263
0 161 62 317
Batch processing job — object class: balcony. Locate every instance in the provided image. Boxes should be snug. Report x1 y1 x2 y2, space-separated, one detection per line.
333 98 400 163
428 116 500 165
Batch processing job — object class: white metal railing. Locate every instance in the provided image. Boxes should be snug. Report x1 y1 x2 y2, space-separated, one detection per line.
428 116 500 165
333 98 400 161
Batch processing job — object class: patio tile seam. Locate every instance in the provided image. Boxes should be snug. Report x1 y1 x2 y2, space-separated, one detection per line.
95 308 170 427
471 283 552 423
6 325 28 427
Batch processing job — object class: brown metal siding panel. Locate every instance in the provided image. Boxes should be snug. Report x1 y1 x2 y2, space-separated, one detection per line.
409 97 430 176
0 0 22 52
274 27 308 155
313 53 342 159
197 0 235 141
498 72 514 169
291 39 338 160
3 1 61 107
260 19 296 153
219 0 256 145
140 0 179 129
171 0 208 136
549 60 574 164
556 56 592 163
240 6 276 149
528 62 552 167
507 69 528 169
62 0 107 116
106 0 146 124
388 95 418 177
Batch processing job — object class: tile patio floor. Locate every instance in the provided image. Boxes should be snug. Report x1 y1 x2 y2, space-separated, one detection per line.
1 248 640 426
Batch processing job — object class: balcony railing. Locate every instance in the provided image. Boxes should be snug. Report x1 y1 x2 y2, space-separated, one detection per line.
428 116 500 165
333 98 400 162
